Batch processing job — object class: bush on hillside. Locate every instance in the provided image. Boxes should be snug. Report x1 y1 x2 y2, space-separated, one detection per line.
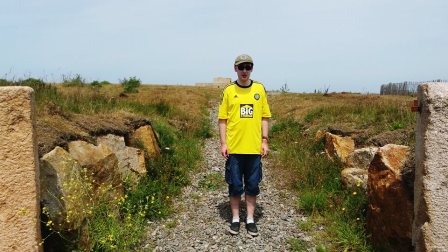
63 74 86 87
90 80 102 88
121 77 141 93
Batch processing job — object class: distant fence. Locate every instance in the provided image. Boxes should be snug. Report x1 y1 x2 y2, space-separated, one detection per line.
380 80 447 96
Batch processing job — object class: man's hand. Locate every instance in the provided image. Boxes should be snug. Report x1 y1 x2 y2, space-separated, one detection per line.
261 139 269 157
221 143 229 159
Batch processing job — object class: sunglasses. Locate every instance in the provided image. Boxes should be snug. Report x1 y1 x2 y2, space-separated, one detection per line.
237 63 253 71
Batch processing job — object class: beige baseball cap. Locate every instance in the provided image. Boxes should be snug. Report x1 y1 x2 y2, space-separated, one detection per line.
234 54 253 65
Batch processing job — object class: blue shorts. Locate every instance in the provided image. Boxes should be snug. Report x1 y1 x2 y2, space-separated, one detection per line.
225 154 263 196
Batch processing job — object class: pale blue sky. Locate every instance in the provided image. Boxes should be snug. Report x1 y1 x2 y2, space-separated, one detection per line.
1 0 447 93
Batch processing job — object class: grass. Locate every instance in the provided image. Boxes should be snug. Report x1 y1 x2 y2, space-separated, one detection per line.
269 92 414 251
198 173 225 190
289 238 310 251
1 78 221 251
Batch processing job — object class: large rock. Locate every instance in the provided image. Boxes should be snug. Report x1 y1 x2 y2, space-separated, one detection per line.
367 144 413 251
68 141 122 193
130 125 161 158
341 168 368 190
324 132 355 163
344 147 378 170
97 134 146 188
40 147 87 230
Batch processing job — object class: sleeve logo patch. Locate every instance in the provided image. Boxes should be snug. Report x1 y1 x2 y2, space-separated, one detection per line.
240 104 254 118
254 93 260 100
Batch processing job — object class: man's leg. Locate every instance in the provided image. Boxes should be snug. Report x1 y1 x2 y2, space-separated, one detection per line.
230 195 241 220
243 155 262 236
245 194 256 221
226 155 243 234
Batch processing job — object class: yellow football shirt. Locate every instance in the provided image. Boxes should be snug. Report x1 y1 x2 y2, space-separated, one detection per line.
218 80 271 154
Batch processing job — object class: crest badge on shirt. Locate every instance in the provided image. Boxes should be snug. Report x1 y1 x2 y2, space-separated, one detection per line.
254 93 260 100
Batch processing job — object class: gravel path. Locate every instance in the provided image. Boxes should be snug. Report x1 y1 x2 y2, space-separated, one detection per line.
141 103 309 251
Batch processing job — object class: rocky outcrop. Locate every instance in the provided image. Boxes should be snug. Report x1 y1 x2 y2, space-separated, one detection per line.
130 125 161 158
40 147 86 230
344 147 378 170
341 168 368 190
68 141 122 193
40 131 156 233
367 144 413 251
97 134 146 188
324 132 355 163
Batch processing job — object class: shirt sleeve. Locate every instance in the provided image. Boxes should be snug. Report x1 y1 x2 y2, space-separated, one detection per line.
218 89 229 119
261 88 271 118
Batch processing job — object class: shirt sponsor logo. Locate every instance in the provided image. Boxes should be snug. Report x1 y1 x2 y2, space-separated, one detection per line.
240 104 254 118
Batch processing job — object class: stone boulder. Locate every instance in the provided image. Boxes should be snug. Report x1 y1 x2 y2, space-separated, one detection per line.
68 140 122 194
97 134 146 188
314 129 326 142
324 132 355 163
40 146 87 230
341 168 368 190
367 144 413 251
344 147 378 170
130 125 161 158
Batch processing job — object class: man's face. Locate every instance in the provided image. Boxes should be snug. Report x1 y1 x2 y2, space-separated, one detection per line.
234 63 253 82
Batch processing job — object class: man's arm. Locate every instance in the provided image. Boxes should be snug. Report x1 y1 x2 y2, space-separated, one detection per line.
261 118 269 157
218 119 229 158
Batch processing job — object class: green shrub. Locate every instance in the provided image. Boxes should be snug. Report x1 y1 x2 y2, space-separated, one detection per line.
389 121 404 130
0 78 10 86
121 77 141 93
63 74 86 87
90 80 102 88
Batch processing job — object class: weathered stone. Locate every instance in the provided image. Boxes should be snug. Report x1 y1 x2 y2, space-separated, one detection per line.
130 125 161 158
344 147 378 170
324 132 355 163
40 146 86 230
314 129 325 142
97 134 146 187
341 168 368 190
367 144 412 251
414 83 448 251
68 140 122 192
0 87 41 251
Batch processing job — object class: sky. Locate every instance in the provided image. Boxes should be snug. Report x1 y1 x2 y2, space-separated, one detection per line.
1 0 447 93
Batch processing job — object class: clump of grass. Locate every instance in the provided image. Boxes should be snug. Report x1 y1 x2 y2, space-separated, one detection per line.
297 218 313 232
289 238 310 251
198 173 225 190
154 101 172 116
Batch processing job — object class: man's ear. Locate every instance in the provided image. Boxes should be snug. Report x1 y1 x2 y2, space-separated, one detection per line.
234 65 238 72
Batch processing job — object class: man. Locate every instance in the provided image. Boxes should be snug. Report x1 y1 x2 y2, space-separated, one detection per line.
218 54 271 236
